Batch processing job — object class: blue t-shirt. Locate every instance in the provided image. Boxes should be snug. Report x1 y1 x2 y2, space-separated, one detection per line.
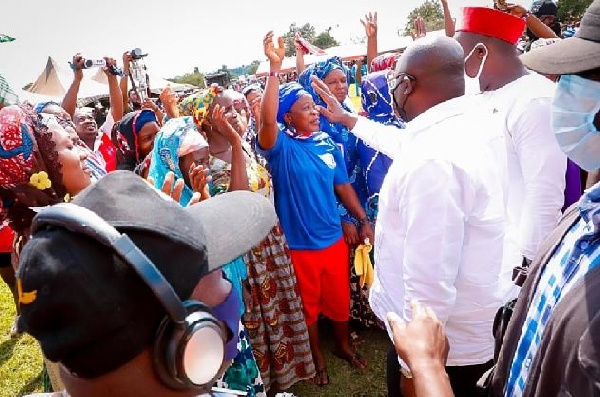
257 130 349 250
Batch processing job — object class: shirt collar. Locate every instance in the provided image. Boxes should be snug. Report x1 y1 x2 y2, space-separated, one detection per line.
578 182 600 230
406 95 480 133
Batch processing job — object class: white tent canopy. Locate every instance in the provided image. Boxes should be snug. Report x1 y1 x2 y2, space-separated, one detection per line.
23 56 197 105
26 57 110 101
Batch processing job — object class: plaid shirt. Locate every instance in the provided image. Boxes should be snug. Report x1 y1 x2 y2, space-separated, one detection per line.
505 186 600 396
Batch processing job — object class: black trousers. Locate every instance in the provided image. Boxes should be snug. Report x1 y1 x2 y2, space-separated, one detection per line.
445 360 493 397
387 342 493 397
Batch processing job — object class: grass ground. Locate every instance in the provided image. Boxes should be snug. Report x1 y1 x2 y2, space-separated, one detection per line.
0 280 389 397
0 280 44 397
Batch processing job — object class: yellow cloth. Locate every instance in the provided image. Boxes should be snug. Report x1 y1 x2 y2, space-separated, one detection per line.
354 243 374 288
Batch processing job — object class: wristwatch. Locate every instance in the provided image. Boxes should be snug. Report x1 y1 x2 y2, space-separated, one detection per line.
358 217 369 226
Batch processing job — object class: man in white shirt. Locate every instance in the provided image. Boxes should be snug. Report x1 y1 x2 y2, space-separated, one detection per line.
455 7 567 301
312 35 507 396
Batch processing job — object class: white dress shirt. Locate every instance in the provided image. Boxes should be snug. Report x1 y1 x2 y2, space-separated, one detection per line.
355 96 508 366
482 73 566 301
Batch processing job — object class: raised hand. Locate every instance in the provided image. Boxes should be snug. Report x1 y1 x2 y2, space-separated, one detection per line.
160 86 177 108
263 31 285 66
360 12 378 38
147 171 203 206
212 104 241 144
122 51 133 75
70 53 85 80
294 32 308 55
310 75 351 123
411 17 427 41
142 98 158 112
188 162 212 199
102 56 118 77
505 3 528 17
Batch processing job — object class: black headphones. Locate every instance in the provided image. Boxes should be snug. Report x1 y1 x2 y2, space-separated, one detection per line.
31 202 227 390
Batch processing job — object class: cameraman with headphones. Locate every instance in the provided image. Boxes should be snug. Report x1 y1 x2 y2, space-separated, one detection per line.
19 171 277 397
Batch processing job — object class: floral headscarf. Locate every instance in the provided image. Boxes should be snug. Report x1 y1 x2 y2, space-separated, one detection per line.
147 117 208 206
370 53 400 72
112 109 158 171
361 71 404 128
0 104 69 233
178 85 222 129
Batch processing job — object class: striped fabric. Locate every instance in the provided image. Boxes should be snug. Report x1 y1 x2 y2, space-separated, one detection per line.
0 72 18 105
505 186 600 396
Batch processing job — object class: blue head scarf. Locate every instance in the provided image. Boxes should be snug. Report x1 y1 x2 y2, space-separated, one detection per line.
361 71 404 128
277 83 310 125
298 56 351 108
147 116 208 206
298 56 356 165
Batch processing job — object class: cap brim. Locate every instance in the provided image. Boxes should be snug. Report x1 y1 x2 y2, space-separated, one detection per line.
185 191 277 271
521 37 600 75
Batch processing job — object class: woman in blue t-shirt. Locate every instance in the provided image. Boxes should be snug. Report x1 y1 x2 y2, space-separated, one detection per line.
256 32 373 387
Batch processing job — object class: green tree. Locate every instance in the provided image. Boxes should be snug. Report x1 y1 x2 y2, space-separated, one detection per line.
313 27 339 49
403 0 445 36
168 70 205 88
247 60 261 75
558 0 593 21
283 22 316 57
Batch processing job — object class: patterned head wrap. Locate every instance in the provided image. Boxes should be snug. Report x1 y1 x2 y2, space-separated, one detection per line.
277 83 311 125
178 85 222 129
147 117 208 206
361 71 403 127
112 109 158 171
0 104 69 232
370 53 400 72
34 101 62 114
298 56 350 108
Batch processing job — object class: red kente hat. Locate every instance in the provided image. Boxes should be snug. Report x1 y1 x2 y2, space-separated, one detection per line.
457 7 526 45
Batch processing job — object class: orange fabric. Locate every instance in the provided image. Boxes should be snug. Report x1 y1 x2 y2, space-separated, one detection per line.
458 7 526 45
289 238 350 326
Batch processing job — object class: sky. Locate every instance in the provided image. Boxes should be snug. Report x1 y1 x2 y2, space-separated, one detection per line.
1 0 517 90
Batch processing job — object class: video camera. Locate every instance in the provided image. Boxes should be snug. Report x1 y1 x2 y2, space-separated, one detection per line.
131 48 148 61
74 57 123 76
128 48 151 104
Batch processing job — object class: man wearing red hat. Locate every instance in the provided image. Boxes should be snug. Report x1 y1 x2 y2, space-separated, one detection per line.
455 7 567 304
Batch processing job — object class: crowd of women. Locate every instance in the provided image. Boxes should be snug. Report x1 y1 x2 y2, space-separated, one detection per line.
0 10 409 395
0 0 586 395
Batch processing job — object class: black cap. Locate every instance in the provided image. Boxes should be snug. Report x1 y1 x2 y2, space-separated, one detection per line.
522 0 600 75
17 171 276 378
531 0 558 16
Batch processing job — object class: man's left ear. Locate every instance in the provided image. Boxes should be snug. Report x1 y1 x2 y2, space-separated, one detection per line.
403 77 415 96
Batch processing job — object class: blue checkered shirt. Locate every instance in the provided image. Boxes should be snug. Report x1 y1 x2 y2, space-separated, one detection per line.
505 186 600 397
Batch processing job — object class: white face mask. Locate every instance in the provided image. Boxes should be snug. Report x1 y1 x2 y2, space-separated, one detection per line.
464 43 489 95
552 74 600 171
